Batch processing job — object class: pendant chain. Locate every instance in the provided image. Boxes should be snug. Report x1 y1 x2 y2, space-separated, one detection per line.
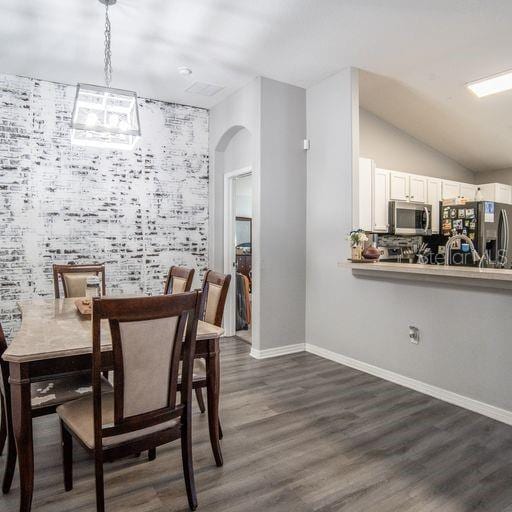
104 2 112 88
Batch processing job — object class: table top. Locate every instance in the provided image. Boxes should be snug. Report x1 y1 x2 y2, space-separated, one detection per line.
2 298 224 363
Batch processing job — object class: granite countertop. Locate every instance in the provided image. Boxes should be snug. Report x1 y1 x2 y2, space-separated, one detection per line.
339 261 512 290
3 298 224 363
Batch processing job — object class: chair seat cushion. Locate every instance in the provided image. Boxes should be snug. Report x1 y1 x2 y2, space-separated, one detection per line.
31 374 112 409
56 392 180 450
178 359 206 383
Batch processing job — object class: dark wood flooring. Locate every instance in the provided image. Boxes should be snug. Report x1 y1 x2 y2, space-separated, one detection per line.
2 337 512 511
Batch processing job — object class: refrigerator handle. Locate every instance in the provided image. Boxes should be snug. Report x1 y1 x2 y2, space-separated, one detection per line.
498 209 508 268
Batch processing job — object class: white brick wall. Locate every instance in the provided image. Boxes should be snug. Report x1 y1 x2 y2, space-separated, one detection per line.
0 74 209 338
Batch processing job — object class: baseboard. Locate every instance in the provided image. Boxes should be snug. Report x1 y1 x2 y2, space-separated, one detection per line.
250 343 305 360
305 343 512 426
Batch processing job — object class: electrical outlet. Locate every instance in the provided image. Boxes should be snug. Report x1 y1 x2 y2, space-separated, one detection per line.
409 325 420 344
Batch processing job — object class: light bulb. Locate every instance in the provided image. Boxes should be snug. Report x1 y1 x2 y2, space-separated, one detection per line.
85 112 98 127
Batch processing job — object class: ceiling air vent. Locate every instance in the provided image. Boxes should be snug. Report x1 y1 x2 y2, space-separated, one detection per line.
185 81 224 97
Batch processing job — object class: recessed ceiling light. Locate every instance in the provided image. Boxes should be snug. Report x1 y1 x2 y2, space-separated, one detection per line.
467 70 512 98
178 67 192 76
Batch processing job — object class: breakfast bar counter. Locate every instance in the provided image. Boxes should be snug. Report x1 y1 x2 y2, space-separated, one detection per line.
340 261 512 291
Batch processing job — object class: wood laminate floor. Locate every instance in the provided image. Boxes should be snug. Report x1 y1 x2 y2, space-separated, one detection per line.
2 337 512 511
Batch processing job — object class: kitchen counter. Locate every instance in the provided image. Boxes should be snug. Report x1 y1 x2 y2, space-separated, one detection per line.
339 261 512 291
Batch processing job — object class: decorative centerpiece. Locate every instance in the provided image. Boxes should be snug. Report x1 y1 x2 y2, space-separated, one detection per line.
348 229 368 261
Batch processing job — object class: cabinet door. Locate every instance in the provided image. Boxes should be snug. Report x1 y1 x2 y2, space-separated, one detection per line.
442 180 460 200
372 168 390 232
389 172 409 201
356 158 373 231
496 183 512 204
460 183 476 201
409 175 427 203
427 179 442 234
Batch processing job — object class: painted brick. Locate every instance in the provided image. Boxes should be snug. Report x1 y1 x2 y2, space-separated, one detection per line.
0 74 209 339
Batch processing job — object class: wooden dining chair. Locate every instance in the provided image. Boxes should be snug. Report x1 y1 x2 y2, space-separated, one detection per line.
164 266 195 295
53 263 106 298
57 292 202 512
0 323 112 494
192 270 231 466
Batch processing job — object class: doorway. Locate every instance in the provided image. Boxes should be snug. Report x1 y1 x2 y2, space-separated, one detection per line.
223 168 253 342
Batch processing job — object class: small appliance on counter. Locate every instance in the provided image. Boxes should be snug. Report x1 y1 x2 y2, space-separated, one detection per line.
376 235 423 263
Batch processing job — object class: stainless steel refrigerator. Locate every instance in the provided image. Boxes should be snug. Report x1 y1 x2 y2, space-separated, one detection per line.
440 201 512 267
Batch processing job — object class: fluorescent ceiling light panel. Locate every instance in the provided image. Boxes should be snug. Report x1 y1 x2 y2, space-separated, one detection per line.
467 70 512 98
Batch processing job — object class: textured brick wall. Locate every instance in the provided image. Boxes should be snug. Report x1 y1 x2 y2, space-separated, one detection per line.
0 73 209 339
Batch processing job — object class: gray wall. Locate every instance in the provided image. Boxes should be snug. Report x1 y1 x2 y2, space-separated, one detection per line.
360 108 475 182
210 77 307 352
223 128 252 172
306 68 512 414
475 167 512 186
0 73 209 338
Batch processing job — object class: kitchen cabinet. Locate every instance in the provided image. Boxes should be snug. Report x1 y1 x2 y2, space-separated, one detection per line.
478 183 512 204
427 178 442 234
390 172 427 203
459 183 477 201
389 172 409 201
442 180 461 200
372 168 390 232
409 175 427 203
355 158 373 231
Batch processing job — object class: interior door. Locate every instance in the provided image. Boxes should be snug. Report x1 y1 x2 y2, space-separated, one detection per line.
390 172 409 201
409 176 427 203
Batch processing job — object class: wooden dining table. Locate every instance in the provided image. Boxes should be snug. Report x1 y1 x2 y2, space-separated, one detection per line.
2 298 224 512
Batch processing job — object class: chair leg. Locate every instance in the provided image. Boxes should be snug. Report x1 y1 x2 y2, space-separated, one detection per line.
60 421 73 492
95 453 105 512
181 416 197 511
2 415 16 495
148 448 156 461
195 388 206 414
206 354 223 467
0 396 6 456
218 420 223 440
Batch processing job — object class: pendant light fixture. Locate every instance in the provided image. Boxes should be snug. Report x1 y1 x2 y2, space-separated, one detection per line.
70 0 141 150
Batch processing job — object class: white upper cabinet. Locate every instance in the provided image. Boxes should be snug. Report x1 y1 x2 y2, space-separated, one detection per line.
478 183 512 204
389 171 409 201
409 175 427 203
459 183 477 201
355 158 373 231
442 180 461 200
372 167 390 232
427 178 442 234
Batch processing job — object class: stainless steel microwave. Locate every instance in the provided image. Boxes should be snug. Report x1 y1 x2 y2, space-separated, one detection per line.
389 201 432 235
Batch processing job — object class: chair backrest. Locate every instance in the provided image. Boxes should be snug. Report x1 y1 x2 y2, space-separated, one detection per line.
201 270 231 327
91 292 201 449
0 324 8 398
53 263 106 298
164 266 195 295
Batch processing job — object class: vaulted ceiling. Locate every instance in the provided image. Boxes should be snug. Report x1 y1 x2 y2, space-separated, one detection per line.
2 0 512 171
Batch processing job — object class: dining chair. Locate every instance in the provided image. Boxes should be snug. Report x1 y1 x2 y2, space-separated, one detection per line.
0 323 111 494
57 292 202 512
164 266 195 295
53 263 106 298
192 270 231 466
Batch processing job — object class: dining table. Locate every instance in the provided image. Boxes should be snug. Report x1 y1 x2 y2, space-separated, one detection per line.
2 297 224 512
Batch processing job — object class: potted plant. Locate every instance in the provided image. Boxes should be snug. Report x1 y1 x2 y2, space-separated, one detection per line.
348 229 368 261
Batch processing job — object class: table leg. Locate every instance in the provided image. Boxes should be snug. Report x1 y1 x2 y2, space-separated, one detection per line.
206 342 223 467
9 363 34 512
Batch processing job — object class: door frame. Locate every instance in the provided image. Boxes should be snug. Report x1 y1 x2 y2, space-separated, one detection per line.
223 167 252 337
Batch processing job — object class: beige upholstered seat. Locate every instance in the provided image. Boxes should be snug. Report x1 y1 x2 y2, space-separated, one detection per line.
31 374 112 409
62 272 96 298
204 283 222 324
172 276 187 294
57 392 179 449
